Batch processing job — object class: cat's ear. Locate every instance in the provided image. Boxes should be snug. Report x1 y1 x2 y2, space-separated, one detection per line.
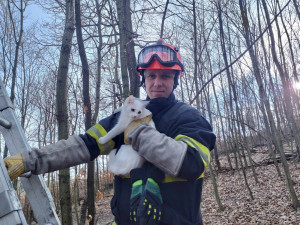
127 95 135 104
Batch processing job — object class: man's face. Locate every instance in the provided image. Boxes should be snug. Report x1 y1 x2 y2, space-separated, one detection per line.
144 69 175 99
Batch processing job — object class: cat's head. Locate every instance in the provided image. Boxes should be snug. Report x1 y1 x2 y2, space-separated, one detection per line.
124 95 150 120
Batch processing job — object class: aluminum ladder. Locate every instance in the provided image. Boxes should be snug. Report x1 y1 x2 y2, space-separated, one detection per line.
0 77 61 225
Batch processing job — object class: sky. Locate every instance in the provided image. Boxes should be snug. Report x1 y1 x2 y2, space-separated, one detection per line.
24 2 49 27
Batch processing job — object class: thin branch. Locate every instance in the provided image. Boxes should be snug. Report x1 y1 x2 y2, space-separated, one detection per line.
190 0 292 104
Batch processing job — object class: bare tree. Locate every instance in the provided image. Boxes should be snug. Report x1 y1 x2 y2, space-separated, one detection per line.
56 0 75 223
8 0 28 104
116 0 139 98
160 0 169 38
74 0 95 223
261 0 300 210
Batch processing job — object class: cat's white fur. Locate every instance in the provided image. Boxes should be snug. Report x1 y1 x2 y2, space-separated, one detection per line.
98 95 155 175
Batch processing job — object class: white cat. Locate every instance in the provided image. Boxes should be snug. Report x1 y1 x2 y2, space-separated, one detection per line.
98 95 155 175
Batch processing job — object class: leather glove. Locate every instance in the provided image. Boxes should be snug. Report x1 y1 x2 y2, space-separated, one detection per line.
4 153 25 180
130 165 164 225
124 114 152 145
138 165 164 225
130 168 144 224
128 123 187 177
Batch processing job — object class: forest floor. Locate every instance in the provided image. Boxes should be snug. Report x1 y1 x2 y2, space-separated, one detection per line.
201 150 300 224
93 149 300 224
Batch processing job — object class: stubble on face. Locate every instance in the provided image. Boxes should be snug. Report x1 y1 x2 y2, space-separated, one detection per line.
144 69 175 99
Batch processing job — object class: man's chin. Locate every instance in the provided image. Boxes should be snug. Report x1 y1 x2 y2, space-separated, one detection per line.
150 92 167 98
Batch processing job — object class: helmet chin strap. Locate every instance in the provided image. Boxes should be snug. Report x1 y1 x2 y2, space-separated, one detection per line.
173 71 180 89
139 70 146 87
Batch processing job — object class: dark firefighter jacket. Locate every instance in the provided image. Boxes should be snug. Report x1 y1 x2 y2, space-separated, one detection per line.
80 93 216 225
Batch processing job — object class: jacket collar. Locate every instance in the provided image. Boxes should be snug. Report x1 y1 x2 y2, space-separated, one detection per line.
146 93 177 116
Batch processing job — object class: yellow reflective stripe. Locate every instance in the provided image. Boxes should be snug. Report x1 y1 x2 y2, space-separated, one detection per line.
118 174 204 183
163 176 186 183
112 222 117 225
86 124 115 154
175 135 210 168
162 174 204 183
119 174 130 179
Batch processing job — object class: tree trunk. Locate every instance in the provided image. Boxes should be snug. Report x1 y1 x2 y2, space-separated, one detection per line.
56 0 75 224
261 0 300 210
208 162 224 211
80 197 88 225
160 0 169 38
212 78 233 172
74 0 95 223
292 0 300 23
73 176 80 225
4 0 26 159
217 1 254 199
202 31 223 171
261 0 300 151
204 87 224 211
116 0 139 98
93 0 104 125
116 0 129 98
192 0 200 110
256 3 283 177
7 0 25 104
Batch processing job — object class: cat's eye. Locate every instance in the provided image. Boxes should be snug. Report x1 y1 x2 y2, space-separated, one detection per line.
131 109 135 112
138 111 141 114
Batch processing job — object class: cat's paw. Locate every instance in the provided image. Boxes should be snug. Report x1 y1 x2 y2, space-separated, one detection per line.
98 137 106 144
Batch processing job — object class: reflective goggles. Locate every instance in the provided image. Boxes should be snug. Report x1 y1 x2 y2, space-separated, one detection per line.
137 45 184 71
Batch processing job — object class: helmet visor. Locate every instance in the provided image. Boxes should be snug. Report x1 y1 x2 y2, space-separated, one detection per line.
137 45 184 71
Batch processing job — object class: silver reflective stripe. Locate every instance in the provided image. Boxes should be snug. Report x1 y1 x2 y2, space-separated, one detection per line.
177 137 209 165
89 126 103 137
89 126 111 153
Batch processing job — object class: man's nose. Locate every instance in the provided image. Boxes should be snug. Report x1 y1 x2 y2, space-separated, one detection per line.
153 77 162 86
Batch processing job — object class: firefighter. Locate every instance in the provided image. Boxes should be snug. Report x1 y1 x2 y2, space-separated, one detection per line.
5 39 216 225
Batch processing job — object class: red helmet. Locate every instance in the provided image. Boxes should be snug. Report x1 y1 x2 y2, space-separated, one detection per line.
136 39 184 76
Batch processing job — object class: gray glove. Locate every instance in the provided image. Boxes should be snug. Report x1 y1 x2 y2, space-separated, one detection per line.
23 135 91 174
128 123 187 176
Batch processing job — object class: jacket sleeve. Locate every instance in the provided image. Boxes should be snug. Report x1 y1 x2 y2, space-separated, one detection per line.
23 135 91 174
80 112 124 160
21 113 124 175
169 107 216 181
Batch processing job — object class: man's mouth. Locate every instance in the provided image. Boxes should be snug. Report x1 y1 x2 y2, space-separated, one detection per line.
151 90 164 92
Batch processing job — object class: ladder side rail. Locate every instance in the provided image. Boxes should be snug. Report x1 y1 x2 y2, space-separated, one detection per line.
0 78 61 225
0 156 28 225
